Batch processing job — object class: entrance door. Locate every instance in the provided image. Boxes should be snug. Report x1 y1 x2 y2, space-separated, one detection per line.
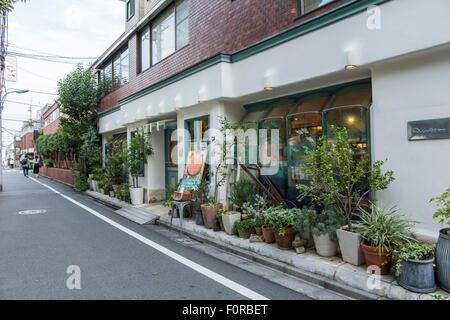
165 127 178 198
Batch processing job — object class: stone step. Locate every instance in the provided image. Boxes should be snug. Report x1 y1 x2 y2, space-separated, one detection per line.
114 207 159 225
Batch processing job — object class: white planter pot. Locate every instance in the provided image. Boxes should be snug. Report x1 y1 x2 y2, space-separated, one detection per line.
336 226 365 266
312 231 338 257
130 187 144 205
222 211 241 235
93 180 99 192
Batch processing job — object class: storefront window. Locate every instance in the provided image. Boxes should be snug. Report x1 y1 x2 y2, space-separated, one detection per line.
323 83 372 157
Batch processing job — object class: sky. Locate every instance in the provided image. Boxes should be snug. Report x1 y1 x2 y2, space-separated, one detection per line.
2 0 125 147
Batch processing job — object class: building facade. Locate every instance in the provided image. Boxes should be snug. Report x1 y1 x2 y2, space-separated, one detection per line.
94 0 450 241
40 102 62 135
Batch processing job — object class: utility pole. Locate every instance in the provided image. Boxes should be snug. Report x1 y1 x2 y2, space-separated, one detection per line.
0 7 7 191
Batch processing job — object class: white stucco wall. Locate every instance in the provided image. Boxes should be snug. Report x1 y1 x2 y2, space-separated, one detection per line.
371 49 450 242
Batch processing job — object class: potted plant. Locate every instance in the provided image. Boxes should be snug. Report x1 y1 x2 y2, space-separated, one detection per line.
354 204 416 275
117 183 130 202
222 210 241 235
189 179 207 225
392 241 436 293
201 201 223 229
247 195 274 243
90 167 105 193
293 207 316 248
430 188 450 292
270 207 296 250
234 219 256 239
229 175 258 212
128 131 153 205
298 126 395 265
308 207 345 257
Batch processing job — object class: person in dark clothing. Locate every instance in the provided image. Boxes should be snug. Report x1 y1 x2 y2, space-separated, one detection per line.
33 155 41 178
20 155 30 177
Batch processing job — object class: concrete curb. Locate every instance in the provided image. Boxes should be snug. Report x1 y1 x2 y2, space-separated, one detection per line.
82 190 449 301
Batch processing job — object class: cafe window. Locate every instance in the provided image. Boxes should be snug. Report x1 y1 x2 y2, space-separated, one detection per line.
323 83 372 157
298 0 335 16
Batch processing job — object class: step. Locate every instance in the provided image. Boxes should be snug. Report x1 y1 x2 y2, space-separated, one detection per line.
115 207 159 225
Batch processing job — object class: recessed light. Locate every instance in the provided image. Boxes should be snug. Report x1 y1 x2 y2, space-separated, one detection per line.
264 87 273 91
345 65 358 70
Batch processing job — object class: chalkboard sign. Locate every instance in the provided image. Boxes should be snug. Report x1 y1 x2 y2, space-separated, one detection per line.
407 117 450 141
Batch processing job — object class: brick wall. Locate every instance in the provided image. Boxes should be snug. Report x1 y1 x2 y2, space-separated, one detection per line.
20 132 34 150
41 102 64 135
40 167 75 185
99 0 353 112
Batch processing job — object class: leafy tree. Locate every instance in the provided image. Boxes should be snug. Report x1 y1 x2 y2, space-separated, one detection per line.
80 126 102 170
105 142 128 186
298 125 395 231
0 0 25 11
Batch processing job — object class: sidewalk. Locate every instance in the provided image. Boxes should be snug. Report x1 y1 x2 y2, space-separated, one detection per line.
85 190 449 301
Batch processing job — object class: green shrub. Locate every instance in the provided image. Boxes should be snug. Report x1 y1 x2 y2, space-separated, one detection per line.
230 176 259 211
392 241 435 277
430 188 450 226
71 169 89 191
234 219 256 231
354 203 417 253
44 159 53 168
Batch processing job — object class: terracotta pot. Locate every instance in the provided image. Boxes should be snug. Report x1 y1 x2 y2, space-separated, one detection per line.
262 225 275 243
255 226 262 236
361 243 392 275
237 228 254 239
200 204 222 229
274 227 295 250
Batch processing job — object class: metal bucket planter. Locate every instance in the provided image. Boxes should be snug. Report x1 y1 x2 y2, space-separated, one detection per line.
397 257 436 293
436 228 450 292
195 210 204 225
336 226 365 266
237 228 254 239
312 231 338 257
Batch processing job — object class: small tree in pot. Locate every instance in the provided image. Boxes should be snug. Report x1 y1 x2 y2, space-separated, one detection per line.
298 126 395 265
128 131 153 205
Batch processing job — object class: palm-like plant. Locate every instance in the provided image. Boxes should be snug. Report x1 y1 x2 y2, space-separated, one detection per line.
354 203 417 254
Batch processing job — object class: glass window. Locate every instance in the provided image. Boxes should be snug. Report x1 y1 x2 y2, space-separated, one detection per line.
152 8 175 65
299 0 334 15
113 55 121 89
176 0 189 49
323 83 372 156
140 26 150 72
120 48 129 85
104 62 113 94
126 0 135 20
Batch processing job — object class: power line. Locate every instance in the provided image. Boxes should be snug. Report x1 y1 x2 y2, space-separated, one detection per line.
4 100 47 107
7 43 98 60
18 66 59 82
7 51 93 66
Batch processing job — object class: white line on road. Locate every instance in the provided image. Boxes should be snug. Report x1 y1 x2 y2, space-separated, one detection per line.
29 177 269 300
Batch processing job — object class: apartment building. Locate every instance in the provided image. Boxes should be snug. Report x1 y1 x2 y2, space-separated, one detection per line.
40 102 62 135
94 0 450 240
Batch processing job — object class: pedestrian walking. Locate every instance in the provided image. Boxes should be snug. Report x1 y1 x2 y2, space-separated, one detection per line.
20 155 30 177
33 155 42 178
9 158 14 169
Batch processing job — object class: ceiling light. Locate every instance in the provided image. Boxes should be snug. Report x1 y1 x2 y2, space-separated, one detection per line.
264 87 273 91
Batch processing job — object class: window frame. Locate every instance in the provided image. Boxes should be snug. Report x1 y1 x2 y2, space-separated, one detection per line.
126 0 135 21
297 0 337 17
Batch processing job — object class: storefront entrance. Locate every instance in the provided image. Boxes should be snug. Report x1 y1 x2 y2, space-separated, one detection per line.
165 124 178 197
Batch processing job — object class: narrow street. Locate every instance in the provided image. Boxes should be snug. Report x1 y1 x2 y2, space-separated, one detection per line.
0 168 316 300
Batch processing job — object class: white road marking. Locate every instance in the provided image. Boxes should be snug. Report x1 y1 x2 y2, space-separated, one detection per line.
29 177 268 300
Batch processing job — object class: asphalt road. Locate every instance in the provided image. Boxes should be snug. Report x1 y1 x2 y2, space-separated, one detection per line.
0 168 311 300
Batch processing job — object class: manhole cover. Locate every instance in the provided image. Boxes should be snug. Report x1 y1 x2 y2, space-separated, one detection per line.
18 209 47 215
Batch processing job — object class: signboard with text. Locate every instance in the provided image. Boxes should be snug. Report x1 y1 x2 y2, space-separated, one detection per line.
407 117 450 141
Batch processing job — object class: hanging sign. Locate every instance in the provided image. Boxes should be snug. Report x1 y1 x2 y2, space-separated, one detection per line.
5 56 17 82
